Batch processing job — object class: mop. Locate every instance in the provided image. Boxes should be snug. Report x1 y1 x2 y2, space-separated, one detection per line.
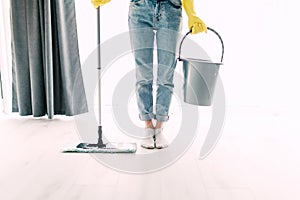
62 7 137 153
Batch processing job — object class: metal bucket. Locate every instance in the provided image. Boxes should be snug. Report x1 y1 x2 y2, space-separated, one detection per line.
178 27 224 106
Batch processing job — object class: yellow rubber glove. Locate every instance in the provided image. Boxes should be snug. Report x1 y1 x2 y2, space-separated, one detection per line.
91 0 111 8
182 0 207 34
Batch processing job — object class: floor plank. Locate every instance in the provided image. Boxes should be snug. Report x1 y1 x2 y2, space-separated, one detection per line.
1 106 300 200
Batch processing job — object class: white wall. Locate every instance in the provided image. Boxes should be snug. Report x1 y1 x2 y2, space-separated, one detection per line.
74 0 300 109
0 1 12 114
1 0 299 112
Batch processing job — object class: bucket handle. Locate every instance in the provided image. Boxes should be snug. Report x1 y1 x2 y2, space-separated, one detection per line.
178 27 224 63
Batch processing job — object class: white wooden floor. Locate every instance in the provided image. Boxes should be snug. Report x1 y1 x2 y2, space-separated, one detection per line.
0 105 300 200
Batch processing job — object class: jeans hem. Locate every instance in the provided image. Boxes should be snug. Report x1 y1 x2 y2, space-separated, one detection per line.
139 113 155 121
155 114 169 122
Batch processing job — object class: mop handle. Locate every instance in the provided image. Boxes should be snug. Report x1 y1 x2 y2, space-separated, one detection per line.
97 7 102 127
178 27 224 63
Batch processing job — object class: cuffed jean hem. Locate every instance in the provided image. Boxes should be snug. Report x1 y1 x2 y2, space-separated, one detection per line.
139 113 155 121
155 114 169 122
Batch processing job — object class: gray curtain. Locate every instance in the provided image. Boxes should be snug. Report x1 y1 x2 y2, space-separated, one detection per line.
10 0 88 118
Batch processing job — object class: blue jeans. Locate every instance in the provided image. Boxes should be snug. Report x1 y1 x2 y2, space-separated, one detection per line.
128 0 182 122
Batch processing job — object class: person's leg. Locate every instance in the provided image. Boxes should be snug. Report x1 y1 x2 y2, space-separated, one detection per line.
129 0 155 124
128 0 156 148
154 0 182 148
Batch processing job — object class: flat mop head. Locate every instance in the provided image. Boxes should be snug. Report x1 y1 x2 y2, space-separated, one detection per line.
62 142 137 153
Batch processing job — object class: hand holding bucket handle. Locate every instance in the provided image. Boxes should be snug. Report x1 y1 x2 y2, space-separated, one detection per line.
178 27 225 63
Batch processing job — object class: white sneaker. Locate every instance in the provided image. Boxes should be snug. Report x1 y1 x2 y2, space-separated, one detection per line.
141 128 155 149
154 128 168 149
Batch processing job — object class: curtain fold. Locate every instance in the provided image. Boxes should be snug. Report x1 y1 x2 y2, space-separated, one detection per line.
10 0 88 118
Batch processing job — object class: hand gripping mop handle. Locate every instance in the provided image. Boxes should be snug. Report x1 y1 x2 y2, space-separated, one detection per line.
97 7 104 147
178 27 225 63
